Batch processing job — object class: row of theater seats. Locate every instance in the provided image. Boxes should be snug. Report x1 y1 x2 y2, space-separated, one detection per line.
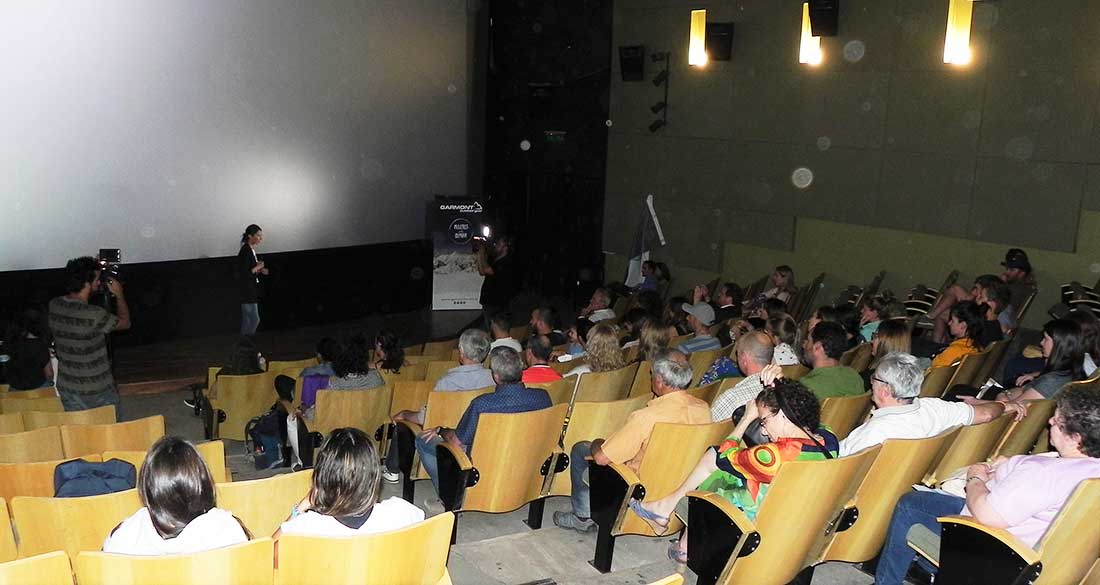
0 413 164 464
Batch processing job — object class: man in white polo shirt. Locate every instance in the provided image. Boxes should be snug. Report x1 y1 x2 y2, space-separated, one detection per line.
840 352 1025 456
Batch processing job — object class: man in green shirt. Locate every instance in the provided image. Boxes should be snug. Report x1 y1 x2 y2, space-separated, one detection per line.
799 321 864 399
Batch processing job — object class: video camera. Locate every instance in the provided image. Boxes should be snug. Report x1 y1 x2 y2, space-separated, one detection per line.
97 248 122 292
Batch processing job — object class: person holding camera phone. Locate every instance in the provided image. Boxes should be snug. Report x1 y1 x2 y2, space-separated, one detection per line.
48 256 131 412
238 224 269 336
475 233 517 327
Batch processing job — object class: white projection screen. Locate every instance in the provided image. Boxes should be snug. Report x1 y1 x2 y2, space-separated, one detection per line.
0 0 468 271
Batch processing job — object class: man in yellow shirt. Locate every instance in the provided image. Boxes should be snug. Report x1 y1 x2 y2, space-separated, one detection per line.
553 349 712 532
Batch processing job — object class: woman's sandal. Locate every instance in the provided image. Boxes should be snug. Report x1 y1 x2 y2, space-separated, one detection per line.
629 499 670 535
667 539 688 565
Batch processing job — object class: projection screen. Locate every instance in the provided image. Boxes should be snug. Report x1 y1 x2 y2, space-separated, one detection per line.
0 0 468 271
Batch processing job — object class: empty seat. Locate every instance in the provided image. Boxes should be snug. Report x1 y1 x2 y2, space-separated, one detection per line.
216 470 312 538
0 551 73 585
23 405 116 431
11 488 142 558
76 538 275 585
60 415 165 458
0 427 64 464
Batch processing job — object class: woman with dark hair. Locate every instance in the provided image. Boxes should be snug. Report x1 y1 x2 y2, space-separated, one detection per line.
328 335 384 391
278 428 422 537
989 319 1087 401
237 224 268 336
103 437 247 555
765 313 800 366
202 336 263 404
629 375 838 563
372 329 405 374
663 296 692 337
620 308 651 349
1068 309 1100 377
743 266 797 315
3 309 53 390
859 291 905 343
931 301 986 368
301 338 341 379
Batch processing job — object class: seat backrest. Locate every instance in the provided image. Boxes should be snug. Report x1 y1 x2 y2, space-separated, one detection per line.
0 427 64 464
0 455 105 501
0 396 63 414
208 373 275 441
780 364 810 380
550 395 649 496
628 361 653 398
422 388 494 430
216 470 312 538
0 389 58 401
0 414 23 435
819 393 872 440
424 361 459 387
926 414 1015 484
12 488 142 558
919 363 959 398
102 440 230 484
60 416 166 458
550 356 587 376
818 428 960 564
688 346 729 386
312 385 394 438
574 363 640 403
422 339 459 360
725 446 880 584
839 344 861 367
0 498 15 563
464 404 569 512
1033 479 1100 585
973 337 1012 387
669 333 693 348
23 405 117 431
390 380 433 416
993 399 1056 458
75 538 274 585
685 380 722 405
946 349 989 389
267 357 318 372
848 344 875 374
276 512 454 585
524 375 578 405
380 362 428 384
0 551 73 585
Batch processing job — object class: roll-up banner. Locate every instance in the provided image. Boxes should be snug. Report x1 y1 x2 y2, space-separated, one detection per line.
430 196 488 310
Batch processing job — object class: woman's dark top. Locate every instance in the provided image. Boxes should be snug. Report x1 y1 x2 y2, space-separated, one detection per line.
237 244 260 303
479 253 519 307
7 336 50 390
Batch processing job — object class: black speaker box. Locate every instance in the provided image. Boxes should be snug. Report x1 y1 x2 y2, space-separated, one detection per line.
619 45 644 81
809 0 839 37
705 22 734 61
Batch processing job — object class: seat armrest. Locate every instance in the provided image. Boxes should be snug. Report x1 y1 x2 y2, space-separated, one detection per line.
588 458 643 532
687 490 756 535
436 441 475 512
929 515 1042 585
937 516 1039 565
685 489 759 585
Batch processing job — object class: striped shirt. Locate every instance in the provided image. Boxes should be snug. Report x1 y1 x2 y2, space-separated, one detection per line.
49 296 118 397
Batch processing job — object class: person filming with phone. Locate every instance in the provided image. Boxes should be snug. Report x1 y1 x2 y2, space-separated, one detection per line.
475 232 518 326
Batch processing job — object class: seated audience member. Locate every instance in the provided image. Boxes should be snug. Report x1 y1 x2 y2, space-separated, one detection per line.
863 319 920 387
840 352 1023 456
635 260 660 292
415 347 551 499
974 274 1015 337
636 321 671 363
553 349 711 532
752 297 789 321
677 302 721 355
799 322 866 399
327 335 384 391
635 289 664 320
631 377 837 563
743 265 797 315
204 336 264 402
708 331 775 420
488 313 523 353
663 296 692 337
103 437 248 555
712 281 744 324
765 313 800 366
372 329 405 375
3 309 53 390
929 301 986 368
1003 309 1099 387
530 306 567 347
279 428 423 537
925 249 1036 343
978 319 1086 403
300 337 340 378
620 307 651 349
859 292 904 343
522 335 563 383
566 322 625 378
579 288 616 323
432 328 495 391
564 318 595 357
875 384 1100 585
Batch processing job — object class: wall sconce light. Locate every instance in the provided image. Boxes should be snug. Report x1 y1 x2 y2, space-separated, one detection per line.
648 119 667 133
799 3 823 65
944 0 973 65
688 9 708 67
650 51 670 133
652 70 669 87
650 101 667 114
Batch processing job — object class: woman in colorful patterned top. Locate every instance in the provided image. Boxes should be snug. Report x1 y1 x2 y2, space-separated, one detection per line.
629 374 838 563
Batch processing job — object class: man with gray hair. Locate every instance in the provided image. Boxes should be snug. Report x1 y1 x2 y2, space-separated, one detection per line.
554 348 711 532
415 346 552 506
710 331 775 422
579 287 616 323
839 352 1024 456
433 328 495 391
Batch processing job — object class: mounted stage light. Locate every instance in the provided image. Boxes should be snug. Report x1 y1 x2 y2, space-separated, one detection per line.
799 2 823 65
944 0 974 65
652 70 669 86
648 119 666 133
650 101 667 114
688 9 708 67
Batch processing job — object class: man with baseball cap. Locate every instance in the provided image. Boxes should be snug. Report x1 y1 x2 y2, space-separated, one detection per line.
1000 248 1037 315
677 301 723 354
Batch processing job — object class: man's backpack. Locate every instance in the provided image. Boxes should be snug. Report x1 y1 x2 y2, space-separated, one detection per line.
245 404 287 470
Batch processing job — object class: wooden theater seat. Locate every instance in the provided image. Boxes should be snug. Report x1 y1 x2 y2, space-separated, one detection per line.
780 364 810 380
103 440 230 484
312 385 394 445
267 357 319 372
206 372 276 441
574 363 640 403
379 362 428 384
992 399 1056 458
925 414 1015 485
946 348 990 389
919 363 960 398
0 389 58 401
390 380 434 417
548 394 649 497
688 346 730 386
525 375 578 406
628 361 653 398
0 499 14 563
819 392 872 440
422 339 460 360
0 396 63 414
76 538 274 585
22 405 116 431
587 420 733 572
424 361 460 387
685 445 880 585
0 551 73 585
216 470 312 538
60 415 165 458
436 404 569 538
0 455 105 501
685 380 722 405
0 427 65 464
395 388 493 501
11 488 142 558
276 512 455 585
0 414 23 435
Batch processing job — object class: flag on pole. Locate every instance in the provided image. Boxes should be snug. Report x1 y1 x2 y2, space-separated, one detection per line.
624 194 666 287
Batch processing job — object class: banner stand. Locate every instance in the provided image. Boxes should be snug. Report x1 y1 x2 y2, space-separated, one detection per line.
430 196 488 310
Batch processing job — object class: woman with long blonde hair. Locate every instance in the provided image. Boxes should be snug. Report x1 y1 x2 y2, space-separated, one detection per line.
566 322 627 377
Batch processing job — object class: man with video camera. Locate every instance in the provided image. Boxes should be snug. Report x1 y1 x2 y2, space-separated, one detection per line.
48 256 131 412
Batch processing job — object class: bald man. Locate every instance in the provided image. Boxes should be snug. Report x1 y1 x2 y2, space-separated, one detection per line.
709 331 775 422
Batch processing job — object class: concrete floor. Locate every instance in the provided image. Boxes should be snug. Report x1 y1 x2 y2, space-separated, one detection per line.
122 389 877 585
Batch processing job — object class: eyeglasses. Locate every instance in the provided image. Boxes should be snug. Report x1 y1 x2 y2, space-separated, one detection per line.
871 375 888 386
759 411 779 426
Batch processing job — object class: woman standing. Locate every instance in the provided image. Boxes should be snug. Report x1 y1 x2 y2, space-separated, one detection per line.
238 224 268 336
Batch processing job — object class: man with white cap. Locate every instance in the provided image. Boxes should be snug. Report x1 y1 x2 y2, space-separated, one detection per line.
677 301 722 354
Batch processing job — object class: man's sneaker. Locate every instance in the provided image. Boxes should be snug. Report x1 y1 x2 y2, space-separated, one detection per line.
422 498 446 516
382 470 400 484
553 511 596 532
183 397 197 409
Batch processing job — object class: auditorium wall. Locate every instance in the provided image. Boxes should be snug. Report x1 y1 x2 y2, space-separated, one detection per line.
602 0 1100 327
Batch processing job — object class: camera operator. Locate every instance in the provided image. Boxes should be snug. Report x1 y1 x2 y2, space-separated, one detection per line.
476 233 518 327
48 256 131 412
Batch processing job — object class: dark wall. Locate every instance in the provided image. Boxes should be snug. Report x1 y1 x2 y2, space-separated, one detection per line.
0 240 432 347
